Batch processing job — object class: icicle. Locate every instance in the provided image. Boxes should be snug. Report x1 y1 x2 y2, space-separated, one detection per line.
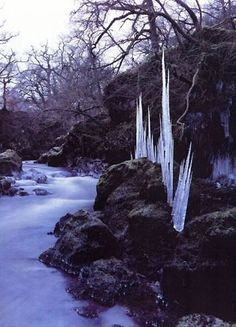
157 50 174 206
172 143 193 232
134 95 156 161
220 109 230 138
147 107 155 162
135 95 145 159
212 155 236 184
133 50 193 233
142 122 147 158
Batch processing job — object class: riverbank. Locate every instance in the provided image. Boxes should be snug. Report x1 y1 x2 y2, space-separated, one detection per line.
0 161 137 327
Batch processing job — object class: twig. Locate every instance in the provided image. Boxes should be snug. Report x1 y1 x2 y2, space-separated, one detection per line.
176 67 200 138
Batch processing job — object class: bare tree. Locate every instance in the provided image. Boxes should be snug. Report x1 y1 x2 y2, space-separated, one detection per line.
15 40 113 122
71 0 203 71
0 20 17 111
203 0 236 29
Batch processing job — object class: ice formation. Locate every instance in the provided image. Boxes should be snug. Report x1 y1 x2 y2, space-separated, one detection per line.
134 50 193 232
157 52 174 206
220 109 230 138
172 143 193 232
212 155 236 184
134 95 157 162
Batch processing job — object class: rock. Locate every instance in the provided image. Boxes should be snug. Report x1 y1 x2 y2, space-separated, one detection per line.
176 314 236 327
54 135 66 147
0 177 17 196
0 177 11 192
162 208 236 321
37 115 135 167
188 180 236 218
0 149 22 175
38 146 66 167
69 258 163 325
53 210 88 237
75 157 107 178
75 305 98 319
39 157 236 324
128 203 174 258
38 115 110 166
40 210 120 273
21 168 47 184
18 190 29 196
33 188 50 196
94 158 154 210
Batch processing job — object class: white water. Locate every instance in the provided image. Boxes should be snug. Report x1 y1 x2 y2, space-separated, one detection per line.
0 162 136 327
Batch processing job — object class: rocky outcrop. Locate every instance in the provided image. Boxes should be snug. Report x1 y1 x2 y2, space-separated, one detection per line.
38 114 133 167
40 158 236 325
39 148 107 177
162 208 236 321
0 110 71 160
40 210 120 274
0 149 22 176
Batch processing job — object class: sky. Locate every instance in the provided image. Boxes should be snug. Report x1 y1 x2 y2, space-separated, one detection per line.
0 0 76 54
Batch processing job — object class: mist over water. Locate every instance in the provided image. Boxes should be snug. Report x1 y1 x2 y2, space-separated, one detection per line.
0 162 136 327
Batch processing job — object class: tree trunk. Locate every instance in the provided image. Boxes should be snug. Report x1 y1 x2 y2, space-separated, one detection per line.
2 79 8 111
146 0 160 54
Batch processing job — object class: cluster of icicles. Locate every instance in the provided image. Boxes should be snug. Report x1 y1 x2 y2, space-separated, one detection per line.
134 51 193 232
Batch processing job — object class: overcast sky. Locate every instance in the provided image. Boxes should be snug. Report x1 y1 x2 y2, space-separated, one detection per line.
0 0 75 53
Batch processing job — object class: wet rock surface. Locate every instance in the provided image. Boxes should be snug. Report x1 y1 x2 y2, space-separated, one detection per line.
0 177 17 196
33 188 50 196
40 210 120 274
176 314 236 327
0 149 22 176
40 159 236 325
162 208 236 321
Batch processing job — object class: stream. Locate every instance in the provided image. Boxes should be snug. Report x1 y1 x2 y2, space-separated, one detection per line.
0 161 136 327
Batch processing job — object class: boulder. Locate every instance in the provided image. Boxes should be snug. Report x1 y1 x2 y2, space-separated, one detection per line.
162 208 236 321
40 210 119 273
128 203 174 253
0 177 17 196
38 146 66 167
0 149 22 175
94 158 154 210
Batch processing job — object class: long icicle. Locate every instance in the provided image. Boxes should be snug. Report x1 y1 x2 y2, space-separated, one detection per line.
158 50 174 206
172 143 193 232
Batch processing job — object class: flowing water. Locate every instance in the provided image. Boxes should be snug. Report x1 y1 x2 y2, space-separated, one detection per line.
0 162 136 327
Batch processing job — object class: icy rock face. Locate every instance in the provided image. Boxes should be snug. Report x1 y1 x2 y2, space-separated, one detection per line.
212 155 236 184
